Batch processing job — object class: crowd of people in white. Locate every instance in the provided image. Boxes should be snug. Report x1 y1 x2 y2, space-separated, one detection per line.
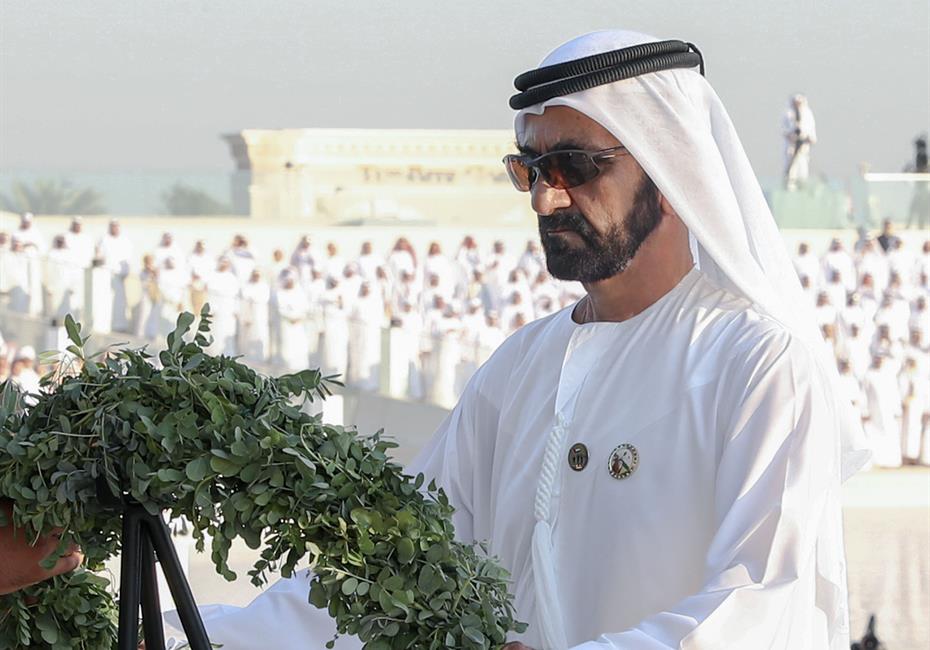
1 212 928 467
0 214 585 408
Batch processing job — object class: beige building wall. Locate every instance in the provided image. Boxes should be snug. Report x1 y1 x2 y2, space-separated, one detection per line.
228 128 534 227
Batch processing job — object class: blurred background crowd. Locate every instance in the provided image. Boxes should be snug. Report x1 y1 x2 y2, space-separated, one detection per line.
1 212 928 469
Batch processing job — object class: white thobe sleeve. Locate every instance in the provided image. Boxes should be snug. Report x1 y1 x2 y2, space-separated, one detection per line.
406 356 508 545
571 334 845 650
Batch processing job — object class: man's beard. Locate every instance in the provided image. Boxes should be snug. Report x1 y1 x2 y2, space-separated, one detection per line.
538 174 662 283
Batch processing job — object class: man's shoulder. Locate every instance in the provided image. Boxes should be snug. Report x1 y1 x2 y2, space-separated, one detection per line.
692 274 813 370
467 307 570 390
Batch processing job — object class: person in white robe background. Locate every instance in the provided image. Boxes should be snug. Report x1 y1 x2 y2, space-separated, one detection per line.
303 268 327 368
238 269 271 364
290 235 318 286
320 278 349 380
393 300 425 400
95 219 134 333
15 213 45 254
134 255 160 340
62 216 95 270
822 238 857 294
156 257 189 338
455 235 483 276
186 240 214 280
275 272 310 372
43 235 81 321
898 356 927 464
321 242 346 282
782 94 817 190
347 282 384 390
153 232 183 271
792 241 821 289
205 258 240 356
355 241 384 282
164 30 869 650
862 354 902 468
856 238 889 292
226 234 256 281
386 237 416 284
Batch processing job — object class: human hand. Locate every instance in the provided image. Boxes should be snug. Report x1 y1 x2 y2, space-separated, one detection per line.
0 502 83 595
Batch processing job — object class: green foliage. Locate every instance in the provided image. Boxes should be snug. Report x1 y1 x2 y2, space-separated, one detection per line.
160 182 231 215
0 309 524 649
0 178 107 215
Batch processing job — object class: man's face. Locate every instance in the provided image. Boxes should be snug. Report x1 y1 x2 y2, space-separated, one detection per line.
519 106 661 283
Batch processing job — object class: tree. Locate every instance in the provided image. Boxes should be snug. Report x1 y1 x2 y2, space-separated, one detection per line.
0 179 106 215
160 182 231 215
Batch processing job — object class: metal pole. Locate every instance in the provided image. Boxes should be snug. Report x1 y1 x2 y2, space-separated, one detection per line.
142 511 211 650
140 533 166 650
117 508 142 650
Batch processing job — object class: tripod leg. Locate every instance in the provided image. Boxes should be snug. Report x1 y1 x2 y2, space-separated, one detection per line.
118 508 143 650
143 513 211 650
140 532 166 650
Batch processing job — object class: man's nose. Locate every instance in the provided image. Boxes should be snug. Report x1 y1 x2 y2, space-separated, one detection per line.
531 180 573 216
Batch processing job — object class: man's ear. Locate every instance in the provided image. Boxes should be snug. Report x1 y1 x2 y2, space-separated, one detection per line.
658 191 679 220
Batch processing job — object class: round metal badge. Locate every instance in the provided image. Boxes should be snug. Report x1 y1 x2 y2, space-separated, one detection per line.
567 443 589 471
607 443 639 480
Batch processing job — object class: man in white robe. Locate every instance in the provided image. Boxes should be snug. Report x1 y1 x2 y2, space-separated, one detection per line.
855 238 888 292
62 216 95 270
898 356 927 463
133 255 159 340
347 282 385 390
95 219 134 333
387 238 417 284
156 257 189 338
518 240 546 280
238 270 271 364
153 232 183 271
782 94 817 190
275 273 310 372
15 213 45 254
393 300 426 400
792 241 821 289
822 238 856 294
320 278 349 379
321 242 346 282
205 258 240 356
165 30 868 650
862 354 902 468
187 240 214 280
290 235 319 285
1 238 32 313
455 235 483 275
355 241 384 283
43 235 82 321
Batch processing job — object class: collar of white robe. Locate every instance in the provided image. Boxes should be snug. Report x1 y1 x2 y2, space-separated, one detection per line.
509 39 704 110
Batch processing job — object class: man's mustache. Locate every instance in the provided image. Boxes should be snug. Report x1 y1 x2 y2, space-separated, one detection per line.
538 211 597 243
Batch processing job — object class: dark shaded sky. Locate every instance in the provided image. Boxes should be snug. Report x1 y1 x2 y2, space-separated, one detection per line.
1 0 927 179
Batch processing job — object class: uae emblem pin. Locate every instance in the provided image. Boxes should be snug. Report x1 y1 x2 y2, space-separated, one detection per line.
607 443 639 480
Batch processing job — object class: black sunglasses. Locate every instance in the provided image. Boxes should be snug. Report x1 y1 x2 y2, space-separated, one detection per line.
502 145 630 192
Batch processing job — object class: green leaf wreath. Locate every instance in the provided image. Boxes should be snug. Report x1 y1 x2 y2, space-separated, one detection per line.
0 309 525 649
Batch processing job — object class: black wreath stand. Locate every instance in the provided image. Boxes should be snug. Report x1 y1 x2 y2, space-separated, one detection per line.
98 479 211 650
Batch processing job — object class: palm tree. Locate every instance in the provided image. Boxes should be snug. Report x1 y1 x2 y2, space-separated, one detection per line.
0 178 107 215
160 182 231 215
